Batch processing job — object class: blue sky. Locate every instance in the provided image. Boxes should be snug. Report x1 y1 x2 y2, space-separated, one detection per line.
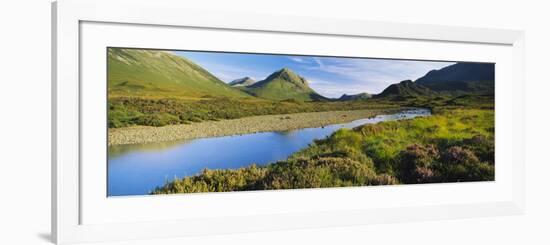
174 50 455 98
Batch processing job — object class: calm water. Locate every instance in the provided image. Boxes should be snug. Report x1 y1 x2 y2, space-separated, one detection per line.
108 108 430 196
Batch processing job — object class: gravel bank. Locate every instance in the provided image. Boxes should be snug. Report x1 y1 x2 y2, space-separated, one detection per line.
108 109 397 146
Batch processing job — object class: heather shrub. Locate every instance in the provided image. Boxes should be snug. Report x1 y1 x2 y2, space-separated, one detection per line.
153 108 495 194
108 96 397 128
397 144 439 183
261 157 378 189
440 146 479 165
433 146 494 182
413 166 436 183
463 135 494 163
370 174 399 185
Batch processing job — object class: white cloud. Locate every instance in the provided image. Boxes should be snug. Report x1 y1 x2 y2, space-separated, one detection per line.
308 57 454 94
308 77 377 98
174 50 455 95
189 62 268 83
313 57 324 68
288 57 305 63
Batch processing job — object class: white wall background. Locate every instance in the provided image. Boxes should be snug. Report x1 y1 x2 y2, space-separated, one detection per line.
0 0 548 244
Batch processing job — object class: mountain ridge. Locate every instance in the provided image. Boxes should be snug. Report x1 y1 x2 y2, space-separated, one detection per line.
108 48 251 99
338 92 372 101
229 77 256 87
243 68 327 101
374 80 436 99
415 62 495 94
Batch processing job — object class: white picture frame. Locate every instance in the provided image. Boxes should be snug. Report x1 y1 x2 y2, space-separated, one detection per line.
52 0 525 244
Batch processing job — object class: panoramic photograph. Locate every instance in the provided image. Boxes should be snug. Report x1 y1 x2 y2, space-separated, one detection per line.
107 47 495 197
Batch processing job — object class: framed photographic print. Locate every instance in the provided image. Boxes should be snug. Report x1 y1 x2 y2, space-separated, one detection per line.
52 0 525 244
106 47 492 197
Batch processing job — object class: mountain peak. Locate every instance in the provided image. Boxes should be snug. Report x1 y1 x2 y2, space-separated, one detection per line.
229 77 256 87
415 62 495 94
278 67 295 75
375 80 434 98
272 67 297 77
416 62 494 84
107 48 252 98
280 67 291 72
338 92 372 101
243 68 326 101
263 68 309 88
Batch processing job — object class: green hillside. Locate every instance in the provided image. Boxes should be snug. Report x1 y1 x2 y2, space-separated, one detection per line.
339 92 372 101
243 68 327 101
415 62 494 94
229 77 256 87
107 48 251 99
375 80 436 99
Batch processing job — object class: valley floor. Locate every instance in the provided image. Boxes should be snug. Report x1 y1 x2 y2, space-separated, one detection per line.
108 109 398 145
152 108 495 194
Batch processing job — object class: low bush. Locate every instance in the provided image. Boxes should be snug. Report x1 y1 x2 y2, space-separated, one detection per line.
153 108 495 194
397 144 439 183
108 96 397 128
432 146 494 182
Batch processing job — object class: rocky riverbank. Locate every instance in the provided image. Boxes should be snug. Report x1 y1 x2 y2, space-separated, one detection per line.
108 109 399 145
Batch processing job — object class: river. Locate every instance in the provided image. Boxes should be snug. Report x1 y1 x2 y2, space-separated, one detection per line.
108 108 430 196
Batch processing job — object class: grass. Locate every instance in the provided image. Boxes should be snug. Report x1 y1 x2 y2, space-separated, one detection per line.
152 103 495 194
241 68 324 101
106 47 495 194
243 77 318 101
318 108 493 174
107 49 401 128
108 109 393 145
108 96 398 128
108 48 251 99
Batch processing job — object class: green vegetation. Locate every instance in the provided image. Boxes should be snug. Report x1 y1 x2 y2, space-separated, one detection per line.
338 92 372 101
376 93 494 112
415 62 494 94
107 48 495 194
108 49 394 128
108 48 251 99
152 107 495 194
374 80 436 98
108 96 397 128
229 77 256 87
241 68 327 101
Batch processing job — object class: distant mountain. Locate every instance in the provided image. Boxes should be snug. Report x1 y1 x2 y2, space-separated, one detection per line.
229 77 256 87
375 80 435 98
415 62 495 94
338 93 372 101
108 48 251 99
243 68 327 101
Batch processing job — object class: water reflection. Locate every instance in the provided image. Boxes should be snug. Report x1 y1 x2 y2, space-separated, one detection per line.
108 109 430 196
